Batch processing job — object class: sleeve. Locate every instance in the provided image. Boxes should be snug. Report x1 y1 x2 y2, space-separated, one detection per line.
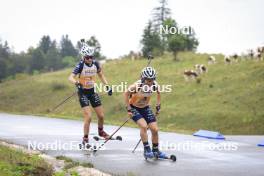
94 60 102 73
72 61 83 75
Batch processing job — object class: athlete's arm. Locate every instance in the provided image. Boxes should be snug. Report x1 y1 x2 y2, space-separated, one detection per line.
156 89 161 105
69 61 82 85
94 61 108 85
68 73 78 84
97 70 109 85
124 84 136 117
124 84 137 109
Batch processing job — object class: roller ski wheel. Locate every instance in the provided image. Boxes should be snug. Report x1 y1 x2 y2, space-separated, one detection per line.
79 142 92 149
79 137 94 151
93 135 122 141
170 155 177 162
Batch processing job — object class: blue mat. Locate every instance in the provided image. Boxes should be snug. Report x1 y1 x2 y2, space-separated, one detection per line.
257 139 264 147
193 129 225 140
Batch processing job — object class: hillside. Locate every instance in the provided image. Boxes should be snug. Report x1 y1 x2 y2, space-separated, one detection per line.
0 52 263 134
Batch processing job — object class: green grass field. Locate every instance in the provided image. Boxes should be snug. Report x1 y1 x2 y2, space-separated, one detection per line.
0 145 53 176
0 52 264 134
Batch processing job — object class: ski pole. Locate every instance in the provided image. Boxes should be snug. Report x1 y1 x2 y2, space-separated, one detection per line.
94 117 131 153
147 53 154 67
47 91 77 113
132 138 142 153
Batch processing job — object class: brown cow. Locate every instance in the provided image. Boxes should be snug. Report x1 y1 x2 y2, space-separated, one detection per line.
184 70 199 81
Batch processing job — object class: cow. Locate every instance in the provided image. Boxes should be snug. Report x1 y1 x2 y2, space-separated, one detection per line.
194 64 207 74
224 55 231 64
255 52 263 61
231 53 239 63
208 56 216 64
183 70 199 81
248 49 254 59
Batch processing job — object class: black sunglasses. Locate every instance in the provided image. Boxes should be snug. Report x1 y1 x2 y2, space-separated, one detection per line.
145 78 155 81
84 56 93 60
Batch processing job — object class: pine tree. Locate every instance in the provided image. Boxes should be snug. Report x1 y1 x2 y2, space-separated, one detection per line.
60 35 78 58
39 35 52 54
141 21 163 57
152 0 171 30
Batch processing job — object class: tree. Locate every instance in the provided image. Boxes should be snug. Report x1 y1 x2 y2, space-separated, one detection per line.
45 41 63 71
9 52 31 74
152 0 171 53
30 48 45 72
168 34 185 61
152 0 171 30
183 29 199 51
161 18 178 50
39 35 52 54
0 40 11 80
141 21 163 57
60 35 78 58
162 18 199 59
86 36 101 49
0 59 6 80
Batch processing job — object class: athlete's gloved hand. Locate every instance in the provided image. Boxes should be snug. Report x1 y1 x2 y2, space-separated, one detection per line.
106 85 112 96
155 104 161 115
126 106 133 118
75 82 83 92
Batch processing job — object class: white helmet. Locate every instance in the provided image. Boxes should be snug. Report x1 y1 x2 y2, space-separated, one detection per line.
141 67 156 79
80 45 95 57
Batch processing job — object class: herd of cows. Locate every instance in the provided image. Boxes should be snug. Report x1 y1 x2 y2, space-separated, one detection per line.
183 46 264 81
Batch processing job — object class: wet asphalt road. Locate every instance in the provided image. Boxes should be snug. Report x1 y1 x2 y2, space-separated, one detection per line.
0 113 263 176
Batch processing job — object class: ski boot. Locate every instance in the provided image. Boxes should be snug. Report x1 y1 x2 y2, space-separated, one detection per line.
144 147 154 159
98 129 111 140
153 150 167 159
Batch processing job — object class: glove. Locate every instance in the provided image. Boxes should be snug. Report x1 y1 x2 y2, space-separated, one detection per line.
126 106 133 118
155 104 161 115
75 82 83 92
106 85 112 96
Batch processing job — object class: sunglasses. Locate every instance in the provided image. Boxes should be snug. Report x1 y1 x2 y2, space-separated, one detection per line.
145 78 155 81
84 56 93 60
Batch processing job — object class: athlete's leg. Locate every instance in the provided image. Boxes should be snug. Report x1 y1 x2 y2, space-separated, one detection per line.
93 105 104 129
136 118 153 157
78 90 91 144
149 121 166 157
82 106 92 138
93 105 110 138
148 122 159 145
136 118 148 143
89 92 109 138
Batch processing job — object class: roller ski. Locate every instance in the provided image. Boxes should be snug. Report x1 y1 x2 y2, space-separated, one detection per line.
93 135 122 141
93 129 122 141
144 146 176 162
79 137 96 151
152 151 177 162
